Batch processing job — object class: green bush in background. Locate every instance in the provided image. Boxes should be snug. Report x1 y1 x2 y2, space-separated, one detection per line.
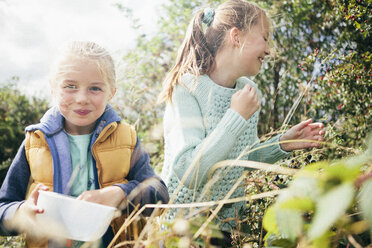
0 78 49 187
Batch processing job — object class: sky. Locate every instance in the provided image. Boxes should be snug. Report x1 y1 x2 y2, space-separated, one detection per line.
0 0 165 98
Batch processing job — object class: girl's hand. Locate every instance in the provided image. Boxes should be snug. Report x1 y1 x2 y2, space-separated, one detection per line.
280 119 325 152
11 184 49 235
231 84 260 120
18 183 49 217
77 186 126 208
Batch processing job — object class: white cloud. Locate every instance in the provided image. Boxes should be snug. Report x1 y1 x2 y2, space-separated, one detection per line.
0 0 164 97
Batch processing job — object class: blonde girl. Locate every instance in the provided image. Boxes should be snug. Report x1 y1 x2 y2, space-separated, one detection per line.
160 0 324 245
0 41 169 247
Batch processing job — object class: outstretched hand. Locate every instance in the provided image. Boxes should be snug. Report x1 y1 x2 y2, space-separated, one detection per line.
280 119 325 152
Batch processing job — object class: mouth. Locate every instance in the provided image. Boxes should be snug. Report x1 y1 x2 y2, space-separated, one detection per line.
74 109 91 116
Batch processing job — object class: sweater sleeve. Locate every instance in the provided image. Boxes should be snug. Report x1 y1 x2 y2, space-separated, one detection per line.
247 134 290 163
114 137 169 216
165 85 249 188
0 140 30 235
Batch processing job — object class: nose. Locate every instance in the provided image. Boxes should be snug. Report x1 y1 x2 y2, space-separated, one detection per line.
76 90 89 104
264 45 270 56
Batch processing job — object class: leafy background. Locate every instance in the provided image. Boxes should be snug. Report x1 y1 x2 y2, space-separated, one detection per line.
0 0 371 247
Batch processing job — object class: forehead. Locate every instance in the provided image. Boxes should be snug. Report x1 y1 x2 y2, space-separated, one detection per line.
57 57 104 80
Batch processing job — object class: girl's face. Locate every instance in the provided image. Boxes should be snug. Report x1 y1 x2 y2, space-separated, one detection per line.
53 58 115 135
237 19 271 77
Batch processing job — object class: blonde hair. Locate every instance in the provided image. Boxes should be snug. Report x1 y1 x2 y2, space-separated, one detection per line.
159 0 270 103
50 41 116 96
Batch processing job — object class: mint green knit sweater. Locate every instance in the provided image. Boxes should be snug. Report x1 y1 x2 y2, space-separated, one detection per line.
161 74 289 230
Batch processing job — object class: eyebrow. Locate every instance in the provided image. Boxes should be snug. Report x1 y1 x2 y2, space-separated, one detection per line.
91 82 106 85
62 80 106 85
63 79 77 83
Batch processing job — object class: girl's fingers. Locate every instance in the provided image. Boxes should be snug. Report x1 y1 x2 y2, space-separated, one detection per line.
243 84 252 91
310 128 323 135
311 142 321 147
31 205 44 214
235 90 242 96
296 119 313 131
308 122 324 129
302 118 313 126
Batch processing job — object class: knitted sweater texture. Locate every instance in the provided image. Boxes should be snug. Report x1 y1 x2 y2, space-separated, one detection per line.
161 74 289 230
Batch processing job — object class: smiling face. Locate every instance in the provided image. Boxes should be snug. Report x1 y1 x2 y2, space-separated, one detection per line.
237 19 271 77
52 57 115 135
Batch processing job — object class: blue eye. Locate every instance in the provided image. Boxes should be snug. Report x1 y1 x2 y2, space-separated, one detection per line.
91 86 102 91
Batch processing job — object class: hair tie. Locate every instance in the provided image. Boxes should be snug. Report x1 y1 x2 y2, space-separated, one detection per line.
202 7 215 27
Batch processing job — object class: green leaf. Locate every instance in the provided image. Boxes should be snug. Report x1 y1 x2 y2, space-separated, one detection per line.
359 178 372 236
279 197 315 211
263 207 278 234
355 21 361 29
311 230 333 248
276 209 303 241
265 233 295 248
279 176 321 202
308 182 355 240
323 162 362 182
271 238 296 248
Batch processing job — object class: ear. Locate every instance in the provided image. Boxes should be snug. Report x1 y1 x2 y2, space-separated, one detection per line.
229 27 241 47
109 88 117 101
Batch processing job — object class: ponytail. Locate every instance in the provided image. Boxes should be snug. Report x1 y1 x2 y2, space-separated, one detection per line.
159 10 215 103
159 0 269 103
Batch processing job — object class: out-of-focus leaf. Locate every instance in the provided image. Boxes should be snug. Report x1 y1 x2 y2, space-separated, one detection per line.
312 230 333 248
279 197 314 211
265 233 295 248
263 207 278 234
276 209 303 241
278 176 321 202
359 178 372 235
308 182 355 240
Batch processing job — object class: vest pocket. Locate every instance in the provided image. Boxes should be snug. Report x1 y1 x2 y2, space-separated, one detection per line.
95 148 131 185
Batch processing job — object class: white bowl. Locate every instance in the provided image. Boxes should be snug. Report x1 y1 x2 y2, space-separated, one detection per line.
36 190 117 241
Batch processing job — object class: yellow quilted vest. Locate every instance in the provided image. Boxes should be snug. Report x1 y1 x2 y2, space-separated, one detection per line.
24 122 145 247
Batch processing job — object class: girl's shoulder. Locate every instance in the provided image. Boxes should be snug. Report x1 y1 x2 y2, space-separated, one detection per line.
179 73 200 90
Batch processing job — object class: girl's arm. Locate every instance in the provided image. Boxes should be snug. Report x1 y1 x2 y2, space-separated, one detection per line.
165 85 249 188
245 119 324 163
0 141 30 235
246 135 290 164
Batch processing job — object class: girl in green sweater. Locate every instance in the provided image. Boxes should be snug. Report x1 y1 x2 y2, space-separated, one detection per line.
159 0 325 246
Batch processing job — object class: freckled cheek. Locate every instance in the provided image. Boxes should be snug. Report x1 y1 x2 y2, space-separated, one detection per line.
56 92 75 108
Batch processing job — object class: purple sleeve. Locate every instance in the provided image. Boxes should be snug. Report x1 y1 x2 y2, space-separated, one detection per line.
0 140 30 235
114 137 169 216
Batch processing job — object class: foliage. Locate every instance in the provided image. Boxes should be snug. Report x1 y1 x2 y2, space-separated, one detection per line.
263 136 372 247
253 0 371 137
0 235 25 248
111 0 371 246
0 78 49 186
1 0 370 246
